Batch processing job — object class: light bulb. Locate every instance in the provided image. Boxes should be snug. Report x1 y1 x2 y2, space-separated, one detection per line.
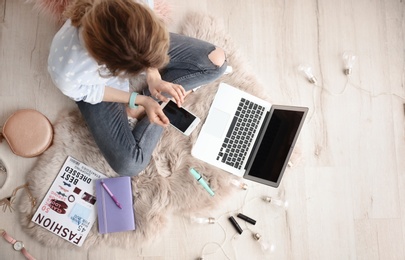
230 178 248 190
262 196 289 209
298 64 317 84
190 216 216 224
342 51 357 75
253 233 275 253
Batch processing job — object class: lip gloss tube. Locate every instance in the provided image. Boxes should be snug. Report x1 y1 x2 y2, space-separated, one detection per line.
228 216 243 234
237 213 256 225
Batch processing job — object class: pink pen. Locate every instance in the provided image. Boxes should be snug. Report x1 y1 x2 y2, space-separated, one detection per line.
101 180 122 209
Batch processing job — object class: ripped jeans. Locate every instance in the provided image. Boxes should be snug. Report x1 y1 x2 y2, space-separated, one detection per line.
77 33 227 176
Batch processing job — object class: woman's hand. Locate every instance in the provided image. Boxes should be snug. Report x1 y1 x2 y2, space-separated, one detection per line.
136 95 169 127
103 86 169 127
146 68 186 107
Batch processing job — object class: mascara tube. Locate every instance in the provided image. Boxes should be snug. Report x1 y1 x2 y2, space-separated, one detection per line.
228 216 243 234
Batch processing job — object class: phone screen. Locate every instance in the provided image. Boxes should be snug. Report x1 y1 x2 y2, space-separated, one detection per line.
162 100 197 132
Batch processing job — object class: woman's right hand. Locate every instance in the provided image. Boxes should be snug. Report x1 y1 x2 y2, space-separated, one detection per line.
136 95 169 127
103 87 169 127
146 68 186 107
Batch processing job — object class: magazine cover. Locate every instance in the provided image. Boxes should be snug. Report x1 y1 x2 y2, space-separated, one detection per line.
31 156 107 247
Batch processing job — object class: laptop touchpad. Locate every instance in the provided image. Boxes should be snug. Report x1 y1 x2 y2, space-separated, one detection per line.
205 108 230 139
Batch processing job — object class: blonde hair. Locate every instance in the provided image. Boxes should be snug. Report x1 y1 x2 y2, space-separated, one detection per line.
64 0 170 77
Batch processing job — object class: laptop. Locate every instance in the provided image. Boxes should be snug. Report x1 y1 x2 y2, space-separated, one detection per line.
191 83 308 187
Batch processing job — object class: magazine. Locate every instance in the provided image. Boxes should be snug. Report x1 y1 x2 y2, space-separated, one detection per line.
31 156 107 247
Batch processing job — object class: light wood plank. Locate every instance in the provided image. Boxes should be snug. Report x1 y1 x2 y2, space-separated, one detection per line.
305 167 356 260
355 219 405 260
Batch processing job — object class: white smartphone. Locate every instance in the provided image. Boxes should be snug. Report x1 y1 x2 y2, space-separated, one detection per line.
161 100 201 136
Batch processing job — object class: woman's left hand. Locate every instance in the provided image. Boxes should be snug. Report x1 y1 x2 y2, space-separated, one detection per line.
146 68 186 107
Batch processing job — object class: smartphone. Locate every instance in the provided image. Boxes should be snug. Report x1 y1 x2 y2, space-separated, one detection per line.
161 100 201 136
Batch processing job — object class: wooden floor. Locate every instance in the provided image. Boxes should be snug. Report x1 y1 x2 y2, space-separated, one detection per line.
1 0 405 259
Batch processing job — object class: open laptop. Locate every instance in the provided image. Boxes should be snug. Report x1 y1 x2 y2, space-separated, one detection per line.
191 83 308 187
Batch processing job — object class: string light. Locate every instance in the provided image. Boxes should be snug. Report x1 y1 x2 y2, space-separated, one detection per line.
229 178 248 190
190 216 216 224
191 185 284 258
253 233 275 253
298 64 317 84
342 51 357 75
262 196 288 209
198 241 233 260
196 219 233 260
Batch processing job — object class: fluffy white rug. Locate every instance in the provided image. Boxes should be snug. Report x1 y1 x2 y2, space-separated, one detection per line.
19 12 271 249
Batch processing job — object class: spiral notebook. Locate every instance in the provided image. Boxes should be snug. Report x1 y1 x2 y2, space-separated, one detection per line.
95 176 136 234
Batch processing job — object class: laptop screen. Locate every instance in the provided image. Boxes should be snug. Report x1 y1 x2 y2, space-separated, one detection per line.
244 107 308 187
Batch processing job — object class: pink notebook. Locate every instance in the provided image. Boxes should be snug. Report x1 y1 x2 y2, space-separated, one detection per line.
95 176 136 234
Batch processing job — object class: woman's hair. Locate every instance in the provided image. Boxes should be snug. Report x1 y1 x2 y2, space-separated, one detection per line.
64 0 170 77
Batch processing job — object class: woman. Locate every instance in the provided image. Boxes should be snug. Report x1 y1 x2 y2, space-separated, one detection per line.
48 0 227 176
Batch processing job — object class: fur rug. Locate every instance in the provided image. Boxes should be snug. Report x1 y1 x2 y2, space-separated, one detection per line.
19 12 271 249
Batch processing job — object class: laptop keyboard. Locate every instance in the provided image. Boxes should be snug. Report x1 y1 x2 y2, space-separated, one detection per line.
216 98 265 169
